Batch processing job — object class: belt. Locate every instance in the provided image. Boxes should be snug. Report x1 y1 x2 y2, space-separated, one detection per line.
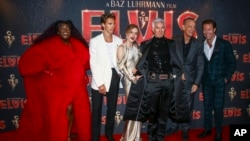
147 72 172 80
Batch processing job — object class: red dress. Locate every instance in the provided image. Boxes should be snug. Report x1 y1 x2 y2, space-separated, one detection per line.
16 35 91 141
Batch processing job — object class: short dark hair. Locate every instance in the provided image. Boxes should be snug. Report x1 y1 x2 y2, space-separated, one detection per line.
202 19 217 28
100 13 116 24
183 18 195 25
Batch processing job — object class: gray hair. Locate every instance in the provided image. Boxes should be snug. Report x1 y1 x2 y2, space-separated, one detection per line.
152 18 165 29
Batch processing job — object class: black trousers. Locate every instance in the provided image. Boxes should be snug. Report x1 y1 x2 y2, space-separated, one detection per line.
170 94 195 132
146 78 174 141
91 69 120 141
170 79 195 133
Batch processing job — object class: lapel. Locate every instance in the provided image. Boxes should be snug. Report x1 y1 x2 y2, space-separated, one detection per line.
175 36 184 65
140 39 152 61
111 35 122 65
186 37 196 61
175 36 196 64
210 37 221 61
136 39 152 75
99 33 109 56
99 33 118 67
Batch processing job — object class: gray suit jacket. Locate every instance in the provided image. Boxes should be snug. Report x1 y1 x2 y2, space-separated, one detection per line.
169 35 204 122
174 36 204 87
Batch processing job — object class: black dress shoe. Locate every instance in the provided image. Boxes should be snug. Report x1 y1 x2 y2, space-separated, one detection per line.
215 132 222 141
166 127 178 135
105 135 114 141
182 131 189 141
198 130 211 138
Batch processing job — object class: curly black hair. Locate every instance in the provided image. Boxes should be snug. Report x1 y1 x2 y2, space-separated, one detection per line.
33 20 88 47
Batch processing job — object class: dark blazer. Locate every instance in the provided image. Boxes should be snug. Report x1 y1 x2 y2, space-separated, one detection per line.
169 35 204 122
202 37 236 85
174 36 204 86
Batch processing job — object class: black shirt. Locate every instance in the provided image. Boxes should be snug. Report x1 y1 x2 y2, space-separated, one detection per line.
147 37 172 74
183 37 192 62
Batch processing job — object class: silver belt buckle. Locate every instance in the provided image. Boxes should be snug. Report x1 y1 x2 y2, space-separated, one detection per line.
159 74 168 79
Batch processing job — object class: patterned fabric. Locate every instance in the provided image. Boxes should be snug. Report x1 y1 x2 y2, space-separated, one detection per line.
202 37 236 85
202 37 236 133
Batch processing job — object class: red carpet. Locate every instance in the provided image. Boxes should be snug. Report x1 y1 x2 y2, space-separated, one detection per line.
0 126 230 141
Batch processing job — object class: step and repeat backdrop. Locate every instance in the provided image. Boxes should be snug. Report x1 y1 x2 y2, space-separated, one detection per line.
0 0 250 133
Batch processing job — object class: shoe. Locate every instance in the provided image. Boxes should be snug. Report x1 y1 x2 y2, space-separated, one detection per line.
134 137 142 141
166 127 178 135
198 130 211 138
147 135 156 141
182 131 189 141
69 133 77 138
215 132 222 141
105 135 114 141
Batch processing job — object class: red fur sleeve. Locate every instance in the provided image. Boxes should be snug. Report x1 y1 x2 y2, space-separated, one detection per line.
18 42 49 77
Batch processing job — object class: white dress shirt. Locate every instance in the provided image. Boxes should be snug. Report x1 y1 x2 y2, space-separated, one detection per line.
204 36 217 61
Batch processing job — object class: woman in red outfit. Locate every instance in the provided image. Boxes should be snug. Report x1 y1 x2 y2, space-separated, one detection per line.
16 20 91 141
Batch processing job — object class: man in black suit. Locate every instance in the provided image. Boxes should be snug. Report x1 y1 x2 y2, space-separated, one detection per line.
166 18 204 141
135 18 182 141
198 19 236 141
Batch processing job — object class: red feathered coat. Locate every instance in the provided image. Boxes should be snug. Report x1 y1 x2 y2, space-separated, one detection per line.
16 35 91 141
